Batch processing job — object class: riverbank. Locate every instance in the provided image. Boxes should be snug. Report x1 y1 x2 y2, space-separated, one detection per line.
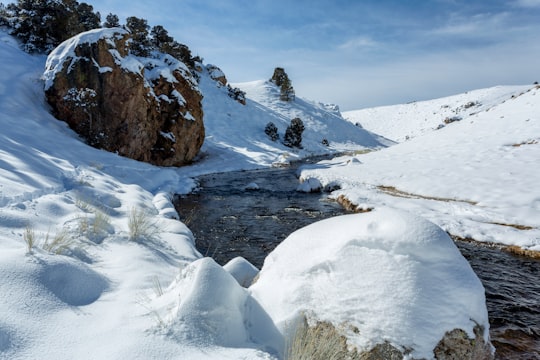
177 165 540 359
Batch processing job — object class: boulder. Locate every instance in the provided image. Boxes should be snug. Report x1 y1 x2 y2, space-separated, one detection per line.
43 28 204 166
250 208 494 359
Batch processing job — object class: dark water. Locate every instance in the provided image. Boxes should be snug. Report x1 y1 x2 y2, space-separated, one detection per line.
175 165 540 359
456 241 540 359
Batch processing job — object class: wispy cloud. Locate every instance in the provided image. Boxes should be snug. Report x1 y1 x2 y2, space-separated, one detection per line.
339 36 379 50
431 12 510 38
514 0 540 8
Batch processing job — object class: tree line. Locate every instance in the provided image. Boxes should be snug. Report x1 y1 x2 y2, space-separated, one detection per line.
0 0 196 67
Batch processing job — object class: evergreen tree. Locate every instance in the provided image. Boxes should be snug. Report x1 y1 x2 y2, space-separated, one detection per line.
270 67 295 101
283 117 304 148
103 12 119 28
2 0 100 53
150 25 173 49
125 16 151 56
264 122 279 142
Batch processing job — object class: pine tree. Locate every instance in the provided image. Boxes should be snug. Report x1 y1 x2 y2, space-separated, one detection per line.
283 117 304 148
270 67 295 101
265 122 279 142
125 16 151 56
103 13 119 28
150 25 173 49
2 0 100 53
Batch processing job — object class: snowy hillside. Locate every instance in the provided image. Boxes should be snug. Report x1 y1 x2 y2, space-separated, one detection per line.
0 28 388 360
344 85 533 142
193 76 388 171
299 84 540 252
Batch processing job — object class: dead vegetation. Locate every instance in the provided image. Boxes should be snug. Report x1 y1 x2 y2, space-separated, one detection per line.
488 222 534 231
451 235 540 259
506 245 540 259
377 185 478 205
510 139 538 147
335 195 373 213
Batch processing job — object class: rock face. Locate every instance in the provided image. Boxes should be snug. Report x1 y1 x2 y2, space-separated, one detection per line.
43 28 204 166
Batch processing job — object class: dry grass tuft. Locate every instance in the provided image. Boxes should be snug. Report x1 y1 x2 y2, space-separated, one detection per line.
286 317 359 360
506 245 540 259
23 224 36 254
377 185 477 205
43 227 74 254
128 207 160 242
335 195 373 213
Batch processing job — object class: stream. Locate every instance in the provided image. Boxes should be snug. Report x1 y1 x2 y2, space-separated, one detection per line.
175 162 540 360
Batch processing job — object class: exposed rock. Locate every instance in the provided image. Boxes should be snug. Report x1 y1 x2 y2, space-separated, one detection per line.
43 28 204 166
207 64 227 86
434 326 493 360
288 319 492 360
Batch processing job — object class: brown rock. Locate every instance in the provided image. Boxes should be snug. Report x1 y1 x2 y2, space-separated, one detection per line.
207 64 227 86
44 28 204 166
433 326 494 360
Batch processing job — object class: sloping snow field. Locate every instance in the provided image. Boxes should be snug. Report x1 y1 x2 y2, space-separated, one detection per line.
302 84 540 251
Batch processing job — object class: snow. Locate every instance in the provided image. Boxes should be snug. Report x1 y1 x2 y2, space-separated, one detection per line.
2 24 536 358
250 208 490 359
223 256 260 287
344 85 532 142
0 28 383 359
43 28 129 90
245 182 260 191
300 85 540 251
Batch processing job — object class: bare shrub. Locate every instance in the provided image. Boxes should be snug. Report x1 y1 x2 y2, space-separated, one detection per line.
43 227 74 255
128 207 160 242
23 224 36 254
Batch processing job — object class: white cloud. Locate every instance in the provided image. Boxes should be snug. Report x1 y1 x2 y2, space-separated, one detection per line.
295 37 540 111
514 0 540 8
431 12 510 38
338 36 378 50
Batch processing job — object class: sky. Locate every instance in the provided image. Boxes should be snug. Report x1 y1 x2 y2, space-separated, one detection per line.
85 0 540 110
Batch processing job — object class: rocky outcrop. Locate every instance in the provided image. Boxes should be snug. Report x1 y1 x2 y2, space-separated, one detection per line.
207 64 227 86
43 28 204 166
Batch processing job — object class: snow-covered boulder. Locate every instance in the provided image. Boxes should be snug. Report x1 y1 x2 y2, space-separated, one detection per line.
223 256 260 287
152 257 282 355
245 182 260 191
43 28 204 167
250 208 493 359
296 177 322 193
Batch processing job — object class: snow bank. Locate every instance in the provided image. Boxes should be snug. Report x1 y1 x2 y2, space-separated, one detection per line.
223 256 260 287
300 85 540 250
250 208 490 359
152 257 282 355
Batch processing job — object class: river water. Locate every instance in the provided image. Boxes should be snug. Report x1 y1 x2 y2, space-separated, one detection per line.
175 163 540 359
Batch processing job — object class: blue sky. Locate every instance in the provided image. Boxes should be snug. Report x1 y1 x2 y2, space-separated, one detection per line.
88 0 540 110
